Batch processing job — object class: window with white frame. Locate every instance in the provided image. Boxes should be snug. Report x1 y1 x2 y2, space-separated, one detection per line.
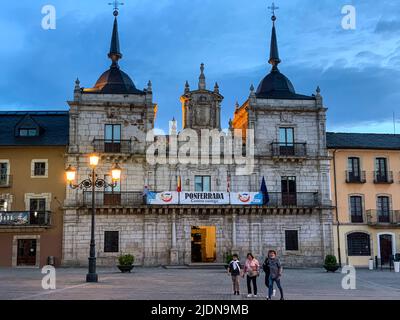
0 160 9 186
31 160 48 178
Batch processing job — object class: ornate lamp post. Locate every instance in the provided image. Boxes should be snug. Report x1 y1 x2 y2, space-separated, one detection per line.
66 155 122 282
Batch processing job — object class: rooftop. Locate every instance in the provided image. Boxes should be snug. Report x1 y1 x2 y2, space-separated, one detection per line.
326 132 400 150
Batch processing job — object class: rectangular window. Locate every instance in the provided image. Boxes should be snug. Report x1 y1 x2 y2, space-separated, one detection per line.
375 158 388 182
34 162 46 176
30 198 46 212
279 127 294 145
285 230 299 251
281 176 297 206
19 128 37 137
0 162 8 185
195 176 211 192
105 124 121 153
377 196 390 223
348 157 360 176
104 231 119 253
0 199 7 211
350 196 363 223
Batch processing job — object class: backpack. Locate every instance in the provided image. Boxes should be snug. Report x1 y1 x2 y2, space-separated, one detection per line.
262 258 270 273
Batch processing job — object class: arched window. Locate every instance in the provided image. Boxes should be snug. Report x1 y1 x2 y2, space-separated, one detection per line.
347 232 371 256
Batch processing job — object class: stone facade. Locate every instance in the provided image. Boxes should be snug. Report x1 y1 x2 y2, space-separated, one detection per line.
62 12 333 268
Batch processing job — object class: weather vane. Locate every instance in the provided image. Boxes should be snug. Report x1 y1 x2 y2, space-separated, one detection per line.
109 0 124 16
268 2 279 18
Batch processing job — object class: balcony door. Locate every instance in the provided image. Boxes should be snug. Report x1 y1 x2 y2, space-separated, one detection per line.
279 128 294 156
350 196 363 223
281 176 297 206
104 174 121 206
377 196 390 223
29 198 46 224
0 162 8 185
379 234 393 264
348 157 360 181
375 158 388 182
105 124 121 153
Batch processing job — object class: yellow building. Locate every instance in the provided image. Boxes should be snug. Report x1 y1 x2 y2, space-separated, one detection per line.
0 112 68 267
328 132 400 267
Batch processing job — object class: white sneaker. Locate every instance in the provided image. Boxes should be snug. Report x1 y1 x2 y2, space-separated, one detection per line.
273 289 276 297
253 295 258 298
247 294 253 298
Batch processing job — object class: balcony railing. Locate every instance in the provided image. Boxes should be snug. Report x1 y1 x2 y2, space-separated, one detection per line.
345 171 366 183
350 215 364 223
82 191 320 208
83 191 144 207
92 139 131 153
367 210 400 226
271 143 307 158
0 174 11 187
373 171 393 184
0 211 51 226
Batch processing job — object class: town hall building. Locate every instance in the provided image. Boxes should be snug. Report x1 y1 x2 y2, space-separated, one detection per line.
62 8 333 267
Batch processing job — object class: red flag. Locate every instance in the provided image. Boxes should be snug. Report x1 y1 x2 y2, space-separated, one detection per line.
177 175 182 192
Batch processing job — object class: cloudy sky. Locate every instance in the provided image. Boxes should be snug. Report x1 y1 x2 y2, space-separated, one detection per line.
1 0 399 133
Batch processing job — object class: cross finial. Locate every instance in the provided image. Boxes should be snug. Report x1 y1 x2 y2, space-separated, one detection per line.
268 2 279 20
109 0 124 16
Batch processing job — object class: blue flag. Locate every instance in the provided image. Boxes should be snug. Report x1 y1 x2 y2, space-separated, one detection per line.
260 176 270 205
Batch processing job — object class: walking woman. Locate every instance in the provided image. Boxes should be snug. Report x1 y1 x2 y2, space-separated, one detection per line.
266 250 284 300
243 253 260 297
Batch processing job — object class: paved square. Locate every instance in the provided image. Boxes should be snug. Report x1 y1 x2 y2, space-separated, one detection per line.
0 267 399 300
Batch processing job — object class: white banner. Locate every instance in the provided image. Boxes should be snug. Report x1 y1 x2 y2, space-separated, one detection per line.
230 192 264 205
146 191 179 205
179 192 230 205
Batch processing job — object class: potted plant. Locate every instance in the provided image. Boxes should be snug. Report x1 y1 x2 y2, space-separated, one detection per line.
323 254 340 272
225 253 234 269
117 254 135 273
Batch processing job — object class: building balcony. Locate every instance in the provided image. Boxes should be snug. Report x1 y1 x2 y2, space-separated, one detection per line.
367 210 400 227
92 139 132 154
345 171 366 183
373 171 393 184
270 142 307 159
0 211 51 227
0 174 12 188
81 191 320 208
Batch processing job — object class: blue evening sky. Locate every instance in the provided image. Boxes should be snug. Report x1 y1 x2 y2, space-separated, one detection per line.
0 0 400 133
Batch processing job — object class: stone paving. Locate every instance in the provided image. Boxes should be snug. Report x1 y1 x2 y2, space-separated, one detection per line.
0 267 399 300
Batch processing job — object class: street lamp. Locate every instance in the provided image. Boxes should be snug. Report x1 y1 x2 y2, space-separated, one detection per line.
66 156 122 283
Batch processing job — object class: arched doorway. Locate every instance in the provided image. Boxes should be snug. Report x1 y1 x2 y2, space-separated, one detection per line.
378 233 394 264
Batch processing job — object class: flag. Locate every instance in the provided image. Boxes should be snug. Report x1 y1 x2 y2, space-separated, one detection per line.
227 174 231 193
177 175 182 192
260 176 269 205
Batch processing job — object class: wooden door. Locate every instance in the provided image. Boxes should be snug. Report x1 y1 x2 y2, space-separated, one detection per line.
17 239 37 266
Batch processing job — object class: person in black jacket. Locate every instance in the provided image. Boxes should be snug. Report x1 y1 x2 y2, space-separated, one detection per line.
227 254 242 295
262 256 270 289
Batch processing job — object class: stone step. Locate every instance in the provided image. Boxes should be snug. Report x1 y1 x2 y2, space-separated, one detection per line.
186 263 227 269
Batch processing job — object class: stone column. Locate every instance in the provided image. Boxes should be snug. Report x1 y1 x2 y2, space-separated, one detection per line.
170 211 179 265
231 213 238 253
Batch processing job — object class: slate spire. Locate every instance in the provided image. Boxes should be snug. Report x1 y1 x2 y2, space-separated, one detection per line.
268 6 281 70
108 10 123 65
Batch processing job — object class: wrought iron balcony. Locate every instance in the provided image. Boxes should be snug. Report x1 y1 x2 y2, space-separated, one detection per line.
0 174 11 187
345 171 366 183
92 139 131 153
270 142 307 158
83 191 144 207
373 171 393 184
0 211 51 226
81 191 320 208
367 210 400 226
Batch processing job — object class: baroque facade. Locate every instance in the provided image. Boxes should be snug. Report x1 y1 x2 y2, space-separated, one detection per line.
62 11 333 267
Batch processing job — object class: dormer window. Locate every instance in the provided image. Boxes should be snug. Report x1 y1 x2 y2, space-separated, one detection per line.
19 128 38 137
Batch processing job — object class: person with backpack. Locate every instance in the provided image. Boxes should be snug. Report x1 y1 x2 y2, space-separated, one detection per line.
266 250 284 300
227 254 242 295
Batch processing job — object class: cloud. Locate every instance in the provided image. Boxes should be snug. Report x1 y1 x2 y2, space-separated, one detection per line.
375 19 400 34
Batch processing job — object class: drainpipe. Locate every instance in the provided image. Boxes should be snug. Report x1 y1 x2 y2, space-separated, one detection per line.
332 149 342 266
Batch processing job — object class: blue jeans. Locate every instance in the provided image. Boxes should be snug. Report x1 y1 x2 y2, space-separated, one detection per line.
268 275 283 298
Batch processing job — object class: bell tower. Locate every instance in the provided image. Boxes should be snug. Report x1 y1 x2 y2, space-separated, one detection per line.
180 64 223 131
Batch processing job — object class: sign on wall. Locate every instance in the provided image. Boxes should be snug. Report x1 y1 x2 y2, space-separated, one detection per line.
0 212 29 225
146 191 179 205
230 192 264 205
179 192 230 205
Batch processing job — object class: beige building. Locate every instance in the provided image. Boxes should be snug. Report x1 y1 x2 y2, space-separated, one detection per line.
328 133 400 267
0 112 68 267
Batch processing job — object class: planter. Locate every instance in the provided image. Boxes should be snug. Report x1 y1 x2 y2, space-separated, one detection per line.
394 261 400 273
118 265 134 273
324 264 340 272
368 259 374 270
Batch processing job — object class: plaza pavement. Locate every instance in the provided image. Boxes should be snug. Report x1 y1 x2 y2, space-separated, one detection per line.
0 267 399 300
